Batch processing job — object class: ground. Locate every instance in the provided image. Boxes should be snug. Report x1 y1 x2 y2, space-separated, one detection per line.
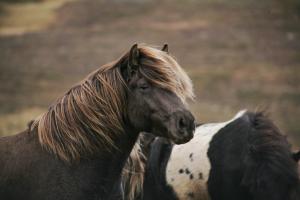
0 0 299 148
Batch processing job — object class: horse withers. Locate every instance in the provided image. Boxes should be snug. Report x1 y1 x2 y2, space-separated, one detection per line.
0 44 195 200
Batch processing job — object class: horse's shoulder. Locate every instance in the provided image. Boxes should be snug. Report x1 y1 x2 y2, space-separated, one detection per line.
0 129 47 178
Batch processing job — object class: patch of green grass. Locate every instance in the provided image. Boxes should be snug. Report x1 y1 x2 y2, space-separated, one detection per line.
0 0 73 35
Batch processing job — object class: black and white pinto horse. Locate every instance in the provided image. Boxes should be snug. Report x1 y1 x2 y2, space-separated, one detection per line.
124 110 300 200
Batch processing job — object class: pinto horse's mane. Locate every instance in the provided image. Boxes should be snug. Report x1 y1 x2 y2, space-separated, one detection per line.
31 45 194 162
241 111 300 200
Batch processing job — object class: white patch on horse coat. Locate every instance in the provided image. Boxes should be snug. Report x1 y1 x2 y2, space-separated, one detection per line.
166 110 246 200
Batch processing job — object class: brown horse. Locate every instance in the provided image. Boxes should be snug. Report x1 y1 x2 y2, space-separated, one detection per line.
0 44 195 200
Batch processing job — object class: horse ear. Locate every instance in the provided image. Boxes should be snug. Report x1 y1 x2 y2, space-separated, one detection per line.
292 150 300 162
162 44 169 53
123 44 140 82
128 44 140 68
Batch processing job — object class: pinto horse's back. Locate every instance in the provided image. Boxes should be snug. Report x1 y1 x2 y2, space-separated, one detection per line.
207 111 300 200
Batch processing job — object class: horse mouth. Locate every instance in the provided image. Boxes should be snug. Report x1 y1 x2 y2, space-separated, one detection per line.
168 129 194 144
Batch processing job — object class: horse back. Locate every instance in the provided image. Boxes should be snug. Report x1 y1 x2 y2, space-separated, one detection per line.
0 130 51 199
207 112 300 200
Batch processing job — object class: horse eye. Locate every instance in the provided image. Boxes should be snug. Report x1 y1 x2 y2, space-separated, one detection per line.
139 83 149 90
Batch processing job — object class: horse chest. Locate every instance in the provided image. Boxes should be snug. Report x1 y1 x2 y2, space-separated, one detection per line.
165 111 246 200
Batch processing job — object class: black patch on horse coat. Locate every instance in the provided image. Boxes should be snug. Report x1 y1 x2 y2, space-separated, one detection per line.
187 192 194 198
198 172 203 180
293 151 300 162
179 169 184 174
207 112 300 200
142 138 178 200
185 168 190 174
189 153 193 162
189 174 194 180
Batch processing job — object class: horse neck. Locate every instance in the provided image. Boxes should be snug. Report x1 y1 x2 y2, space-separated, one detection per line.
113 126 140 164
86 125 140 198
103 125 140 182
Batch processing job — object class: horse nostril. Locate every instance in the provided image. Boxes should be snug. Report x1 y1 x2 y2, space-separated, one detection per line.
178 117 187 131
174 110 195 137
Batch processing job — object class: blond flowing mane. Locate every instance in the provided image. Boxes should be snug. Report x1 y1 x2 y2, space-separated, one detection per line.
122 140 146 200
32 45 194 162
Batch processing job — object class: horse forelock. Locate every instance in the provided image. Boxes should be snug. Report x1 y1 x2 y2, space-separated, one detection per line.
138 45 194 103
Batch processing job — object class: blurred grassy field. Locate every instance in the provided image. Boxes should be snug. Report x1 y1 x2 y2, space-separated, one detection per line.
0 0 73 35
0 0 299 148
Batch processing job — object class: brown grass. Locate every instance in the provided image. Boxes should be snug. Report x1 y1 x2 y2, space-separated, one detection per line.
0 0 299 148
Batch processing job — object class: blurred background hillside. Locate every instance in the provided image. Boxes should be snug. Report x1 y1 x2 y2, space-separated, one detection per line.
0 0 299 148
